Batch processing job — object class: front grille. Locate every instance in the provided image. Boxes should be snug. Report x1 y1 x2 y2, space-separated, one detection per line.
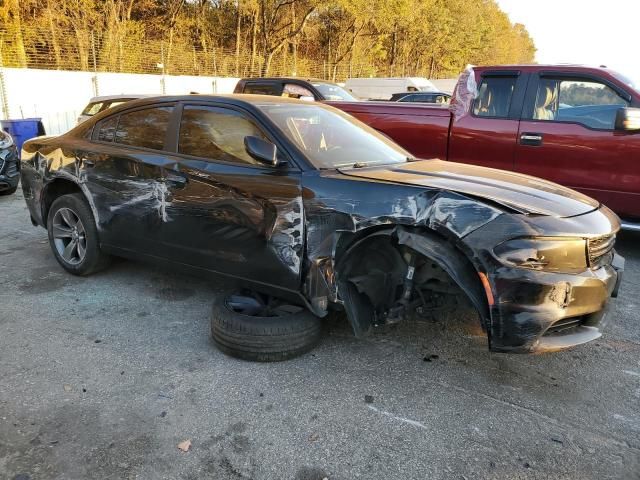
588 234 615 268
0 158 4 174
6 161 17 176
545 316 584 335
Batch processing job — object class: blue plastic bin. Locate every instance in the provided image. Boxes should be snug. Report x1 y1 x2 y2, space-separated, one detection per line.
0 118 46 157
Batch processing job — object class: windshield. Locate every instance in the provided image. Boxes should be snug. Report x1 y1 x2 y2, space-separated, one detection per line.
311 82 358 101
258 103 410 169
611 69 640 93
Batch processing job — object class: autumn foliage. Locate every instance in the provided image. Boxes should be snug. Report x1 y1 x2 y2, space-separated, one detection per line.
0 0 535 80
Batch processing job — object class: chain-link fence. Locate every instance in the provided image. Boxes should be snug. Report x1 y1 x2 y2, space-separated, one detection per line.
0 26 377 81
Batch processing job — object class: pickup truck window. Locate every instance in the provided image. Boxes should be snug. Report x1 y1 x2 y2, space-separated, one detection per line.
473 76 516 118
283 84 314 99
311 82 357 101
533 78 628 129
243 83 282 96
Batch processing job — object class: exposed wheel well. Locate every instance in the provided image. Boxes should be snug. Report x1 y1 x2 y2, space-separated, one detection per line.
335 226 490 337
41 179 83 223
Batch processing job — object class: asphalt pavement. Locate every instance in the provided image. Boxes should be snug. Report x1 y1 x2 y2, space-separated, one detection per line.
1 187 639 480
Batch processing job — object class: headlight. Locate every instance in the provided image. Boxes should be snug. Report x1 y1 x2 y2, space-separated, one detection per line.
494 237 587 273
0 130 14 149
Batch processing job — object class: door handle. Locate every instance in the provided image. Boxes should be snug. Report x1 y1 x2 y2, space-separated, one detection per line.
520 133 543 146
164 173 188 188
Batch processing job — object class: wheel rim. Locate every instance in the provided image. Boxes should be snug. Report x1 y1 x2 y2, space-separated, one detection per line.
52 207 87 265
224 291 304 317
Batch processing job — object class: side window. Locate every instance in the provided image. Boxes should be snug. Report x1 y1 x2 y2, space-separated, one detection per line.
243 83 281 96
473 76 517 118
178 105 268 166
95 115 118 142
114 106 173 150
282 83 314 99
82 102 103 116
534 78 629 129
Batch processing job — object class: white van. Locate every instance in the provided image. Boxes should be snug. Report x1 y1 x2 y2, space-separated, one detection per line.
344 77 438 100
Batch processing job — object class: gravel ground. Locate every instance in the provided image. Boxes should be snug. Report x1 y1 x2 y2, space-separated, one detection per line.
1 187 639 480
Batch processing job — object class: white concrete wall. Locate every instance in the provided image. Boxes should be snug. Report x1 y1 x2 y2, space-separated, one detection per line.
0 68 240 135
430 78 459 94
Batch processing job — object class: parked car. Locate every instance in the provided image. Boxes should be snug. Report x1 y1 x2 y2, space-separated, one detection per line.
345 77 439 100
77 95 148 124
330 65 640 226
21 94 623 358
390 91 451 104
233 77 357 101
0 129 20 195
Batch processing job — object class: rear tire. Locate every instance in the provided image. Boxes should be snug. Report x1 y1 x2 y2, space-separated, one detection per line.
47 193 110 275
211 292 322 362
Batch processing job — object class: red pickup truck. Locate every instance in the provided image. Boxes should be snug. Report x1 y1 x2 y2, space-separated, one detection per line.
329 65 640 225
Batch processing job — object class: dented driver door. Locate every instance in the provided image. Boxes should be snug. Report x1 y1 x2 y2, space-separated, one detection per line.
158 104 304 291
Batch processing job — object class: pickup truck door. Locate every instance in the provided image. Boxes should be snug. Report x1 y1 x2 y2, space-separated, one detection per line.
159 103 304 291
448 71 527 171
514 72 640 218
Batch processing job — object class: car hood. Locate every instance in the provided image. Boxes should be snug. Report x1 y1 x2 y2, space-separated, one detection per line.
338 159 599 218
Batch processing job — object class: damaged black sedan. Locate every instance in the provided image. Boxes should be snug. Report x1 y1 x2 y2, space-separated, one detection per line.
21 95 623 355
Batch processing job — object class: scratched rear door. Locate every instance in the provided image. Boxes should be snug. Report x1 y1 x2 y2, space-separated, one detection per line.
82 104 176 256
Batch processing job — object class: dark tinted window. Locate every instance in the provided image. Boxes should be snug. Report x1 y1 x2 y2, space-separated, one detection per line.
114 106 173 150
95 115 118 142
243 83 282 96
473 76 517 118
178 105 267 166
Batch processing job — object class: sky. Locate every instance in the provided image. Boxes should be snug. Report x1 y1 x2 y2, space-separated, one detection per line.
495 0 640 81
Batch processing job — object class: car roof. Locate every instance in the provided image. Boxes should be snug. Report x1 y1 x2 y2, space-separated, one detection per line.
240 77 337 85
88 94 153 103
83 93 332 125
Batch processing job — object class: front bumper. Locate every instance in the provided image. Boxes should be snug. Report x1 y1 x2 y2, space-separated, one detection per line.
488 251 624 353
0 145 20 191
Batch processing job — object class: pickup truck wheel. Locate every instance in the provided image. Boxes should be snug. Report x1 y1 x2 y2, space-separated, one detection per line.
47 193 111 276
211 291 322 362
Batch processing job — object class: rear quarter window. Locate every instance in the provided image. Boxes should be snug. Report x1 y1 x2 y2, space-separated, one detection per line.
95 115 118 142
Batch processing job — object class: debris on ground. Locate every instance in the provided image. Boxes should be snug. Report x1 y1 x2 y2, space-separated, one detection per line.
177 439 191 452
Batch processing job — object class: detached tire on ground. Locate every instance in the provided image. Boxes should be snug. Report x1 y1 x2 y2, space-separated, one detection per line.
211 292 322 362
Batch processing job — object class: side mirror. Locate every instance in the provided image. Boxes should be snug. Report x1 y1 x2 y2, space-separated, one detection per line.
244 136 281 167
615 107 640 132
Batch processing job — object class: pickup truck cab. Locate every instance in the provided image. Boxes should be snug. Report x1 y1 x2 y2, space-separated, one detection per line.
330 65 640 224
234 77 358 101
